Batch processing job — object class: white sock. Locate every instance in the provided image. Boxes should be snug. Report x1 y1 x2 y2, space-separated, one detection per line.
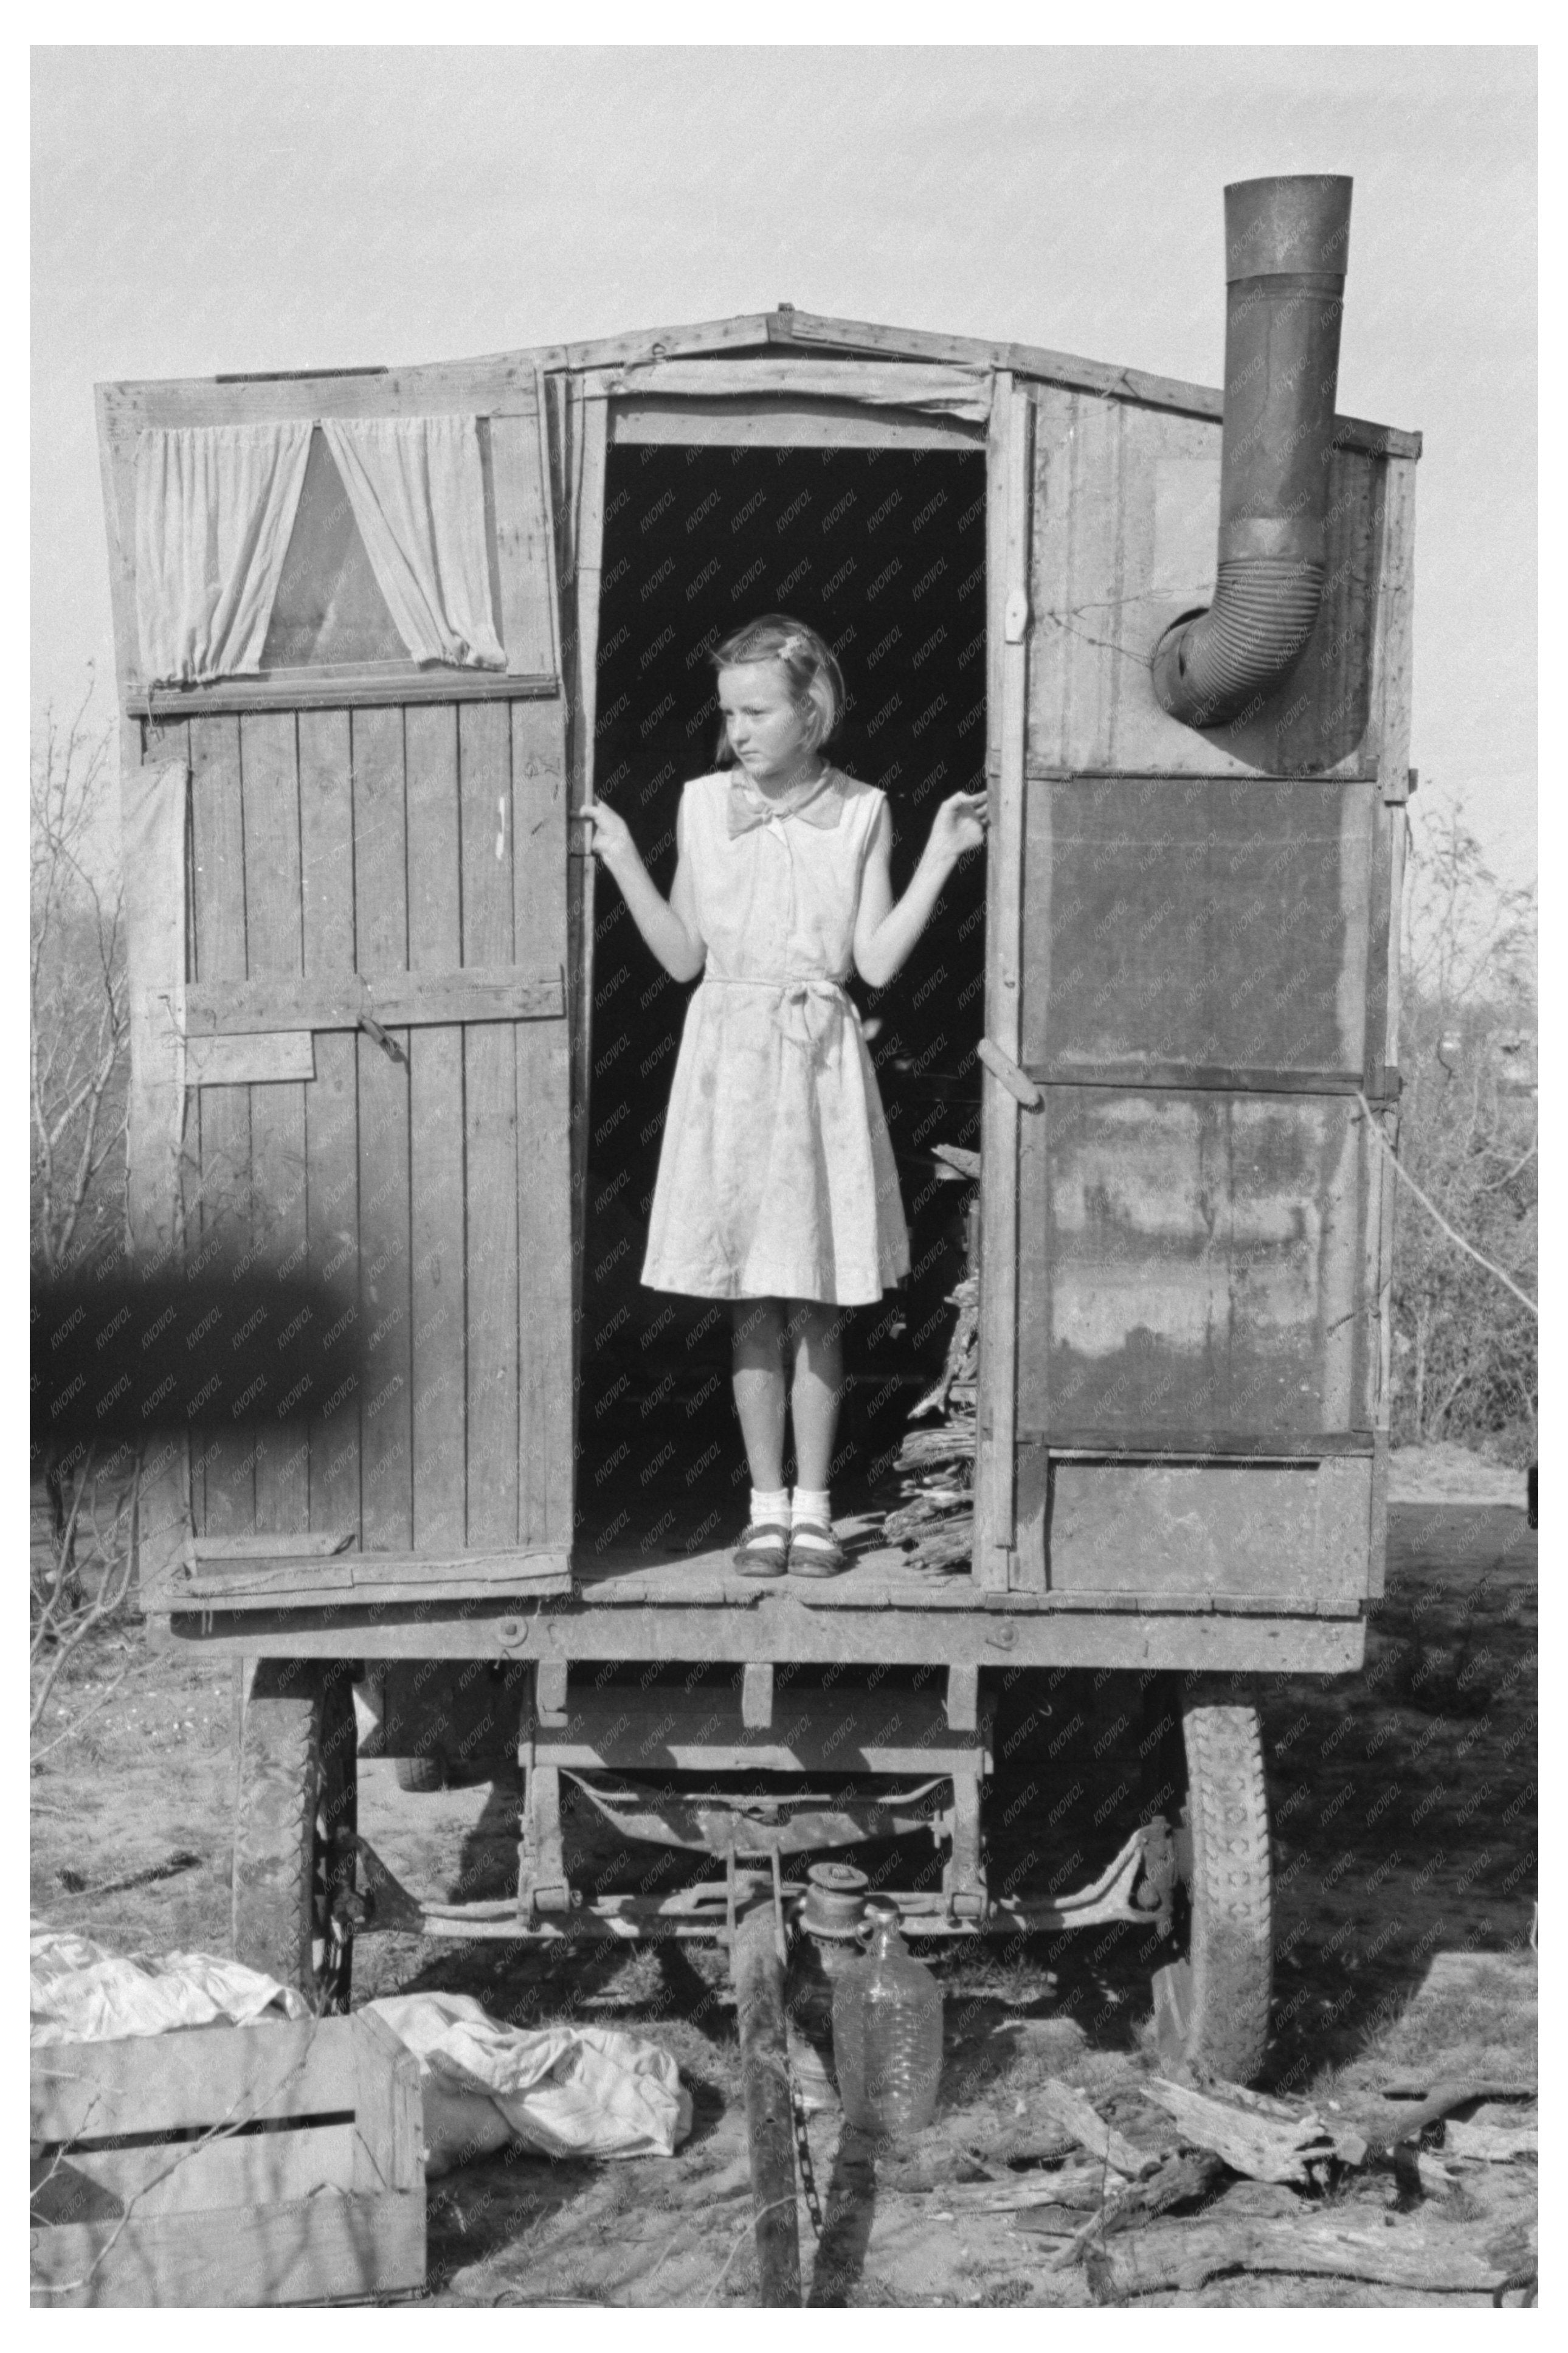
750 1486 790 1526
792 1488 831 1528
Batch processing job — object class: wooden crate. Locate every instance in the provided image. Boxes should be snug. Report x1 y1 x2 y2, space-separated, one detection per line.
30 2011 424 2307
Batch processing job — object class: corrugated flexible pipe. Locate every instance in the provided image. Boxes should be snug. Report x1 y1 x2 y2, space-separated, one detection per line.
1153 174 1353 732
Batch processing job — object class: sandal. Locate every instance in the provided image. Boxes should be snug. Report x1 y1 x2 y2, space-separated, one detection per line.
733 1519 790 1578
787 1519 846 1578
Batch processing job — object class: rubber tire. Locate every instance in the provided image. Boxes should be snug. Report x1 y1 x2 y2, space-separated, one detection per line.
1155 1688 1273 2084
233 1659 357 2014
394 1752 447 1794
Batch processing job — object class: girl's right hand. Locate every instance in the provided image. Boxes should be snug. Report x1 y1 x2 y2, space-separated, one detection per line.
582 800 638 875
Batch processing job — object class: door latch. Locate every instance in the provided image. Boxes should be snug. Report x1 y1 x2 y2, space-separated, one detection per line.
977 1036 1043 1109
357 1010 407 1068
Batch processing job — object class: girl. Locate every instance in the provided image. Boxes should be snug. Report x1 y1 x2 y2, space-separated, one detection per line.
585 615 985 1578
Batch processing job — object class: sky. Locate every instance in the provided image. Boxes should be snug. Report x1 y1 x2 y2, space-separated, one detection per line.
30 42 1538 883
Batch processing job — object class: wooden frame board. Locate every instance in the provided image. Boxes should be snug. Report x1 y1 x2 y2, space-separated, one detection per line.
240 709 309 1537
298 707 362 1539
610 395 983 450
564 386 607 1423
582 356 990 417
973 379 1035 1592
404 701 466 1552
168 1595 1369 1676
178 1547 569 1604
182 966 564 1034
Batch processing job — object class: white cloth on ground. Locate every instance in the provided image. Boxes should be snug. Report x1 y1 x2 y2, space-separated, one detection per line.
365 1991 692 2174
29 1921 309 2045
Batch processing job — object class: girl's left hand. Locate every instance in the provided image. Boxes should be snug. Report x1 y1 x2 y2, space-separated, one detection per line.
926 789 989 864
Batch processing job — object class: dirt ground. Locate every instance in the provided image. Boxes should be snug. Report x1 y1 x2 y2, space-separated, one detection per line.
30 1474 1536 2309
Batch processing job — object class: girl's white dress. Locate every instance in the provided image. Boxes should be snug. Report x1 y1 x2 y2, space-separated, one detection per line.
641 766 911 1305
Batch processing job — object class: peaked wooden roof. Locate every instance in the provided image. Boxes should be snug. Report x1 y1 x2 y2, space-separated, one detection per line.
101 305 1420 464
506 305 1420 462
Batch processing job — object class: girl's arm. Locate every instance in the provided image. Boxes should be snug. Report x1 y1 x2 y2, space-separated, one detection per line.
584 800 706 982
853 791 987 990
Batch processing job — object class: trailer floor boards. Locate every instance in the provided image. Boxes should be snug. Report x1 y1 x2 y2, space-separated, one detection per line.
576 1522 963 1609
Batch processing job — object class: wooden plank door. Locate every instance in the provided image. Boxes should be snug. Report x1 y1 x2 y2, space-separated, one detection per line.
137 369 576 1584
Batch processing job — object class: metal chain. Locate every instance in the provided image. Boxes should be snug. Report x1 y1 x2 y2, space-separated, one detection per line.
790 2078 826 2241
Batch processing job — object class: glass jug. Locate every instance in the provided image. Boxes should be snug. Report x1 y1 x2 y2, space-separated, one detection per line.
830 1897 942 2136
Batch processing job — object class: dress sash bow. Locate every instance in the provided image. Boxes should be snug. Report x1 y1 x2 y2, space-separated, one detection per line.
700 972 855 1061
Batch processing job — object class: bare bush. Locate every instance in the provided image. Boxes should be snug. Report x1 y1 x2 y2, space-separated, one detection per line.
30 1446 142 1761
1390 800 1537 1460
31 684 139 1738
30 682 128 1277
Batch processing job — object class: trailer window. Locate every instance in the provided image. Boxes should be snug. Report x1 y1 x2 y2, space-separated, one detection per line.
123 412 523 709
260 426 409 668
258 422 506 676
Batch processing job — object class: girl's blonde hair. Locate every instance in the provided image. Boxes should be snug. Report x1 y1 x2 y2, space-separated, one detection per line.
711 615 846 760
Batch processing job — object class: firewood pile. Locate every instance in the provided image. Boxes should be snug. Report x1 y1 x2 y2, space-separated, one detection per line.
883 1150 979 1572
880 2069 1538 2304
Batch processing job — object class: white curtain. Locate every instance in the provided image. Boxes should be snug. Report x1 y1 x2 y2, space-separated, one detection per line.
322 415 505 670
134 424 312 685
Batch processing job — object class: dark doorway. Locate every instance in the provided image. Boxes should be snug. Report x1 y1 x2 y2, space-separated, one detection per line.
577 435 988 1547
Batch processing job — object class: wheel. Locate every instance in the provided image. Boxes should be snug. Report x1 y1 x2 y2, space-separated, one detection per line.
233 1659 357 2012
1147 1679 1273 2082
395 1751 448 1793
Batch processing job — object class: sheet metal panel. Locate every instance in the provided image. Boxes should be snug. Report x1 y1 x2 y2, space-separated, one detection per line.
1046 1458 1372 1609
1017 1086 1371 1442
1020 776 1378 1079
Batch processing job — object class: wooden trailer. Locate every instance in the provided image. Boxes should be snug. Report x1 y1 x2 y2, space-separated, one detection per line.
98 181 1417 2112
